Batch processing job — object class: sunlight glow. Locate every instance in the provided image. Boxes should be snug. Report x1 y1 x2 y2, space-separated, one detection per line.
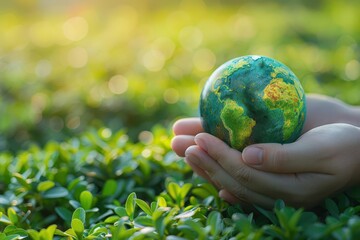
108 75 129 95
67 47 88 68
63 16 88 41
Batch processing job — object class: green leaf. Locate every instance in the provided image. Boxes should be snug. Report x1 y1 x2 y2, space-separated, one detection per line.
154 214 166 237
37 181 55 192
182 219 206 238
180 183 192 198
55 207 72 223
135 216 153 227
12 173 31 190
41 224 57 240
27 230 40 240
72 208 86 224
54 229 73 237
65 228 77 237
4 225 28 238
114 207 128 217
298 212 318 228
7 208 18 224
288 209 304 229
87 226 108 238
4 225 17 233
104 216 120 223
174 209 197 219
42 186 69 199
346 186 360 201
255 205 278 225
71 219 84 238
167 182 180 200
233 213 253 235
125 192 136 221
157 196 167 208
207 211 222 236
68 176 85 191
101 179 118 196
0 214 12 225
275 208 288 230
80 190 93 210
274 199 286 210
39 229 51 240
325 198 339 217
305 223 327 239
136 199 152 216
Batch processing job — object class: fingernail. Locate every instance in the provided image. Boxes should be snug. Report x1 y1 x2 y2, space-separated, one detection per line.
194 134 207 152
185 153 198 166
243 147 263 165
185 146 199 164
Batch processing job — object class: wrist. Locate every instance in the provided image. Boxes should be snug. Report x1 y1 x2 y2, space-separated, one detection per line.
350 126 360 185
347 106 360 128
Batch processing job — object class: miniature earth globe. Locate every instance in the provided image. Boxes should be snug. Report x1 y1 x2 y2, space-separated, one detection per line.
200 55 306 151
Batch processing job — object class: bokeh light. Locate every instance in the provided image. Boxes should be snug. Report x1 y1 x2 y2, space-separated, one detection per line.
63 16 88 42
108 75 129 95
345 60 360 81
67 47 88 68
0 0 359 152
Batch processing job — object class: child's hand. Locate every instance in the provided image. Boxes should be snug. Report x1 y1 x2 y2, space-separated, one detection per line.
171 95 360 208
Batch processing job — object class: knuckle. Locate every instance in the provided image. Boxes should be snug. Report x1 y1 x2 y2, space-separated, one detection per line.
232 185 249 202
211 144 231 161
209 173 223 189
233 165 252 183
268 147 288 172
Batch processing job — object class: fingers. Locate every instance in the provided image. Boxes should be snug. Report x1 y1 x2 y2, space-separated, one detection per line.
173 118 203 136
171 135 196 157
184 147 218 187
241 129 332 174
171 118 204 157
181 124 356 208
185 145 276 207
192 133 310 201
218 189 273 209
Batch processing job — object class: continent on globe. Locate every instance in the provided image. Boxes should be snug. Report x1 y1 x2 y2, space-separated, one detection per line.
200 55 306 151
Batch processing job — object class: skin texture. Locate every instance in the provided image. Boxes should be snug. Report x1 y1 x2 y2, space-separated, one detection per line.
171 94 360 209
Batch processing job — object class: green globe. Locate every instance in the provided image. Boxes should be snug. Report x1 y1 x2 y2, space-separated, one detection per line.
200 55 306 151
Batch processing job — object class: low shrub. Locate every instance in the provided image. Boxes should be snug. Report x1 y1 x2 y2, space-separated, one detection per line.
1 126 360 239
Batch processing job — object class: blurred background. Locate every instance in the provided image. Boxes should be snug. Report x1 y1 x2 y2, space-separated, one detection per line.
0 0 359 152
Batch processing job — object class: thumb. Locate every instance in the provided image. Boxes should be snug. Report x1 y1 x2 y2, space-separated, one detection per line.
242 135 328 173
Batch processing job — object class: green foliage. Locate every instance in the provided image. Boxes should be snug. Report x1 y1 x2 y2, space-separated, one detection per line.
0 127 360 239
0 0 360 152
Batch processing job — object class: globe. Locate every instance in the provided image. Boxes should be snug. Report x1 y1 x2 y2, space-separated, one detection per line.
200 55 306 151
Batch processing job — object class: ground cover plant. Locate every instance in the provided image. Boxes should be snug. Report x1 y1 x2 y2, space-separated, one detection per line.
1 0 360 239
1 127 360 239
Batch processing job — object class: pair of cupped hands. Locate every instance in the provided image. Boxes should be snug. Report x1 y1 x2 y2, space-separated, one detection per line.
171 94 360 209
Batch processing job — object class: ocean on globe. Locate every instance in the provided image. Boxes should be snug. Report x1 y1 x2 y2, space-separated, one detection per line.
200 55 306 151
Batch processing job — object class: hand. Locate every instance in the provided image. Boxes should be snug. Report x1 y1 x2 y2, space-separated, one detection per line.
172 95 359 158
303 94 360 131
171 94 360 208
172 119 360 208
